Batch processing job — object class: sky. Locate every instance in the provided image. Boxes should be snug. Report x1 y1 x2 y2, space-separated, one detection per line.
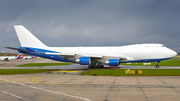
0 0 180 53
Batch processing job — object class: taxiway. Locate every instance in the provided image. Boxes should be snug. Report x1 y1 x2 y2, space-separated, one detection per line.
0 59 180 101
1 74 180 101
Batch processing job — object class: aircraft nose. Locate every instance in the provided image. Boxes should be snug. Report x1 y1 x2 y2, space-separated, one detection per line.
172 50 177 57
167 49 177 57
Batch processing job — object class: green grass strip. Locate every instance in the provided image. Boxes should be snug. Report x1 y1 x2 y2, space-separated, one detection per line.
16 63 72 67
121 58 180 66
0 69 59 75
81 69 180 76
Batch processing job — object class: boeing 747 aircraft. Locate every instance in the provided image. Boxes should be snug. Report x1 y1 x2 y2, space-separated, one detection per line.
6 25 177 68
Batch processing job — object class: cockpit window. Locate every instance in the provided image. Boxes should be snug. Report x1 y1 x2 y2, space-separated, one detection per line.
161 45 165 47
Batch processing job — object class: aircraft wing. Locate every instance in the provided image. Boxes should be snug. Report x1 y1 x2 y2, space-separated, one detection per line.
5 47 28 52
5 47 128 61
45 52 127 61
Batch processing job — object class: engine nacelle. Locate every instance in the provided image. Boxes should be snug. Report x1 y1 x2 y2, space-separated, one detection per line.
75 57 91 65
105 59 119 66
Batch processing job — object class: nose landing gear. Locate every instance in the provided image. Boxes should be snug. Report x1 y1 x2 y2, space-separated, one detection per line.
156 61 160 68
156 64 160 68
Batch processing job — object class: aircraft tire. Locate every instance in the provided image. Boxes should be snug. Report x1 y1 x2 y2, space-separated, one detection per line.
100 65 104 68
88 65 91 69
156 65 160 68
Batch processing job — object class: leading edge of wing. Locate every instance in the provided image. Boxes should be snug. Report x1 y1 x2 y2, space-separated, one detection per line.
5 47 28 52
45 52 128 60
5 47 128 61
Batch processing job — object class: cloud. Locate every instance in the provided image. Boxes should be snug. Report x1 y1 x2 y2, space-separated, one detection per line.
0 0 180 52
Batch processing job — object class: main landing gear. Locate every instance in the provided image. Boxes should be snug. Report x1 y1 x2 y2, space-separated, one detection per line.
156 61 160 68
88 65 104 69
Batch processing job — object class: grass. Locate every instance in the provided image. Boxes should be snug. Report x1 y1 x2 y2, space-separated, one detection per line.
121 57 180 66
0 69 59 75
16 63 72 67
81 69 180 76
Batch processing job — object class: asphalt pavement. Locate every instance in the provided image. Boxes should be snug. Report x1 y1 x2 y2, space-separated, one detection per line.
0 59 180 101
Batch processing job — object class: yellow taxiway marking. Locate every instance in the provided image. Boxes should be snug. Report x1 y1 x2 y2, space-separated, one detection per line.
31 75 72 86
0 81 10 83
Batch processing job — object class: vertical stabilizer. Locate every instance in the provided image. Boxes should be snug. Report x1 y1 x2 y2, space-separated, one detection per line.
14 25 46 47
16 53 23 59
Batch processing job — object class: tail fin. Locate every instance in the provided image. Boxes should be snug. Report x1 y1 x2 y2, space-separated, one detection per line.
31 56 35 59
14 25 46 48
16 53 23 59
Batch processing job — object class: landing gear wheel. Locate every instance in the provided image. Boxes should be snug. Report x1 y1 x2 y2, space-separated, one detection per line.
88 65 91 69
156 64 160 68
100 65 104 68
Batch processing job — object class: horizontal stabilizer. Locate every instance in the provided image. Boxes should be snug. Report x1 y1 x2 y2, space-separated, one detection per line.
5 47 28 52
24 48 37 52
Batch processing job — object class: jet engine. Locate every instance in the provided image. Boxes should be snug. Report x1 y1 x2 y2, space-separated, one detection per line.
105 59 119 66
75 57 91 65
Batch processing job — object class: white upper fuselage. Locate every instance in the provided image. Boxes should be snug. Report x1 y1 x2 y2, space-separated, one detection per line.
39 43 176 62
